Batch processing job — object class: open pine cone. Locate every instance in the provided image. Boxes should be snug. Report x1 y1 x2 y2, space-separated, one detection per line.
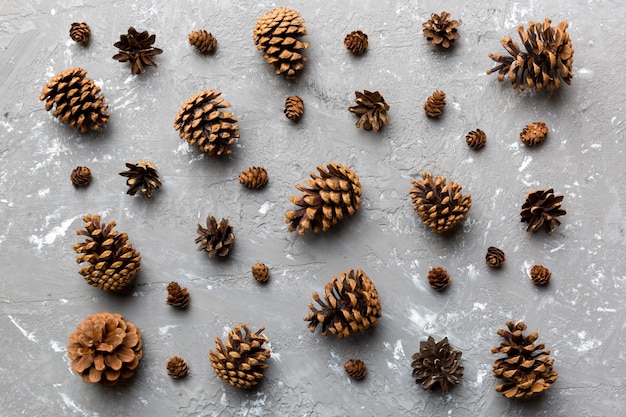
423 90 446 118
113 27 163 75
304 268 381 339
520 189 566 233
487 19 574 91
70 22 90 43
411 336 463 394
348 90 390 131
195 215 234 257
344 30 369 55
188 29 217 54
166 281 190 308
422 12 460 49
119 160 162 198
67 312 143 386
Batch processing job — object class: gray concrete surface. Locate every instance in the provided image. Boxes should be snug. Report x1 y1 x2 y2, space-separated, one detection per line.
1 0 625 416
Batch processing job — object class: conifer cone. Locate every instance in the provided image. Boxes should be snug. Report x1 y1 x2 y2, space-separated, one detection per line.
113 27 163 75
252 263 270 283
195 215 234 257
422 12 461 49
173 89 239 156
411 336 464 394
344 359 367 380
253 7 310 80
520 122 548 146
119 160 162 198
520 188 566 233
466 129 486 149
530 265 551 286
285 163 362 235
67 311 143 386
166 356 189 378
487 19 574 91
71 166 92 187
73 214 141 292
424 90 446 118
409 172 472 233
486 247 506 268
427 267 451 290
239 166 268 189
284 96 304 122
70 22 91 44
166 281 190 308
188 29 217 54
491 321 558 399
39 67 110 133
209 324 271 389
348 90 390 131
304 268 381 339
344 30 369 55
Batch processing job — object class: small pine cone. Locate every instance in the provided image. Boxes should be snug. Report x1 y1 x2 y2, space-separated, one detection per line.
411 336 464 394
239 166 268 189
252 263 269 283
530 265 551 286
486 247 505 268
113 27 163 75
466 129 486 149
427 267 450 290
71 166 92 187
284 96 304 122
344 359 367 380
166 356 189 378
166 281 190 308
344 30 369 55
195 215 234 257
70 22 91 44
39 67 110 133
422 12 460 49
521 188 566 233
520 122 548 146
188 29 217 54
348 90 390 131
424 90 446 118
119 160 162 198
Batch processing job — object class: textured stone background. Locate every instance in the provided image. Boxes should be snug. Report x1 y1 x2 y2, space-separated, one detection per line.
1 0 625 416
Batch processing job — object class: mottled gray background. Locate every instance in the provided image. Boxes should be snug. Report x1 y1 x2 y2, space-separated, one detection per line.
1 0 624 416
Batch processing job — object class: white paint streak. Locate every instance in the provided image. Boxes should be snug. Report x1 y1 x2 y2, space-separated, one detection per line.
28 216 80 251
50 340 64 353
8 315 38 342
59 393 100 416
518 156 532 172
158 325 178 336
258 201 274 215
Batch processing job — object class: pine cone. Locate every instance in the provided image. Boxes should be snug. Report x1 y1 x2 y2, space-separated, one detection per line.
348 90 390 131
486 247 505 268
520 121 548 146
195 215 234 257
492 321 558 399
73 214 141 292
427 267 451 290
409 172 472 233
344 30 368 55
423 90 446 118
286 163 362 235
70 22 91 43
304 268 381 339
284 96 304 122
188 29 217 54
67 311 143 386
239 166 268 189
119 160 162 198
530 265 551 286
344 359 367 380
166 356 189 378
71 166 92 188
422 12 460 49
209 324 271 389
411 336 464 394
466 129 486 149
173 89 239 156
39 67 110 133
520 188 566 233
252 263 270 283
253 7 310 80
112 27 163 75
166 281 190 308
487 19 574 91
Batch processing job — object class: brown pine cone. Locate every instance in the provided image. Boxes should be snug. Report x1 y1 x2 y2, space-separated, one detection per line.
119 160 162 198
284 96 304 122
252 263 269 283
166 356 189 378
424 90 446 118
113 27 163 75
486 247 505 268
427 267 450 290
422 12 460 49
188 29 217 54
344 30 369 55
166 281 190 308
466 129 486 149
344 359 367 380
530 265 551 286
71 166 92 187
239 166 268 189
521 189 566 233
195 215 234 257
348 90 390 131
520 122 548 146
70 22 91 43
411 336 463 394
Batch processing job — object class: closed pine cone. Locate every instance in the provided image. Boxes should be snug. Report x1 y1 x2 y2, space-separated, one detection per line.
189 29 217 54
486 247 505 268
209 324 271 389
166 281 190 308
304 268 381 339
411 336 463 394
492 321 558 399
70 22 91 43
253 7 310 80
239 166 268 189
195 215 234 257
166 356 189 378
39 67 110 133
466 129 486 149
284 96 304 122
67 312 143 386
530 265 551 286
112 27 163 75
119 160 162 198
71 166 92 187
520 188 566 233
424 90 446 118
520 122 548 146
344 30 368 55
344 359 367 380
73 214 141 291
348 90 390 131
427 267 450 290
422 12 460 49
252 263 269 282
173 89 239 156
286 163 362 235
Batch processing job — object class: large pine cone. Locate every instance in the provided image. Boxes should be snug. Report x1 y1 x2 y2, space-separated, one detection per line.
520 188 566 233
423 90 446 118
422 12 460 49
304 268 381 339
166 281 190 308
73 214 141 291
173 89 239 156
253 7 310 80
112 27 163 75
209 324 271 389
70 22 91 43
39 67 110 133
410 172 472 233
67 312 143 386
285 163 362 235
411 336 463 394
188 29 217 54
492 321 558 399
195 215 234 257
487 19 574 91
344 30 369 55
119 160 162 198
348 90 390 132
